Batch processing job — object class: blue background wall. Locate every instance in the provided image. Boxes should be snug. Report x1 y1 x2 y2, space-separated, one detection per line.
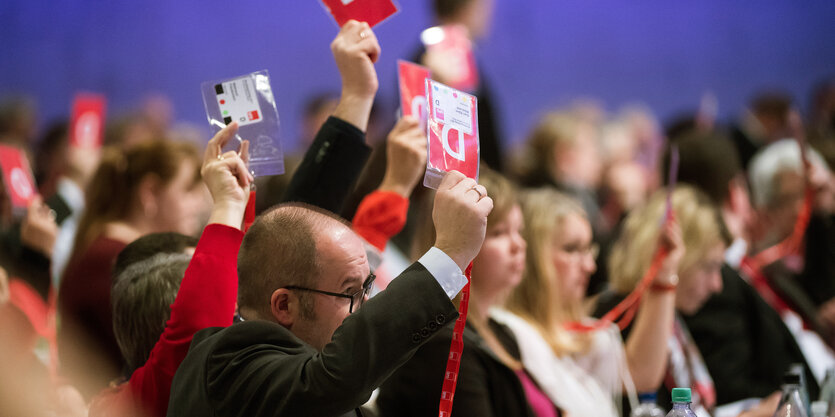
1 0 833 152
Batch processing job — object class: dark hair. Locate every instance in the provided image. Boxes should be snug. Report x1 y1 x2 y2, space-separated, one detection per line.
663 131 742 205
112 253 191 374
750 91 793 121
113 232 199 280
432 0 474 20
72 139 200 255
237 203 350 319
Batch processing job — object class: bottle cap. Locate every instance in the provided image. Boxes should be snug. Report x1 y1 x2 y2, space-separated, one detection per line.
783 372 802 385
671 388 691 403
638 392 658 404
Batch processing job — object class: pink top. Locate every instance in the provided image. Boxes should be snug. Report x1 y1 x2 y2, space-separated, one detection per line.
515 369 560 417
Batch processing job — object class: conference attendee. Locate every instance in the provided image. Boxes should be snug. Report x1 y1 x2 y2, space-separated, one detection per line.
729 91 800 169
167 168 491 417
418 0 504 172
746 139 835 380
668 131 820 406
378 169 554 417
88 123 252 417
57 138 205 398
599 186 780 417
500 187 662 417
514 110 605 240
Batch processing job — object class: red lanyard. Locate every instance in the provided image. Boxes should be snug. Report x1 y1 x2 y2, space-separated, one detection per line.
438 262 472 417
564 246 670 332
243 189 256 233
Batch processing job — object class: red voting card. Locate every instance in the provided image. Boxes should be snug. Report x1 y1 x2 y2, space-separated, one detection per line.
423 79 479 189
398 60 431 123
70 94 107 149
320 0 398 28
421 25 479 93
0 145 37 212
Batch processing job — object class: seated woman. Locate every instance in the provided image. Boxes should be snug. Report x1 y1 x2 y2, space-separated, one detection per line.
377 169 559 417
57 139 205 398
598 185 778 417
495 187 673 417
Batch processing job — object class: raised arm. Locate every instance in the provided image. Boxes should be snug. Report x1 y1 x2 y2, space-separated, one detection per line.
128 123 252 417
282 21 381 212
623 219 684 392
353 116 427 251
209 171 492 416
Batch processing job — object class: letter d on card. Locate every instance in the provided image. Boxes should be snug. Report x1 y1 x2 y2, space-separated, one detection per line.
423 79 479 189
398 60 431 124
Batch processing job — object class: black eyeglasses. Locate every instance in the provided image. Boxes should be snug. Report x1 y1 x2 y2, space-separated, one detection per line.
284 273 376 314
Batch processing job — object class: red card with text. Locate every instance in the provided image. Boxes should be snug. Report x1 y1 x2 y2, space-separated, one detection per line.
398 60 431 123
320 0 398 28
422 25 479 93
423 79 479 189
70 93 107 149
0 145 37 213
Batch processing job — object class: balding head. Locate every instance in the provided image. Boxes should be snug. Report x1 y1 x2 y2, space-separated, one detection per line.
237 203 353 320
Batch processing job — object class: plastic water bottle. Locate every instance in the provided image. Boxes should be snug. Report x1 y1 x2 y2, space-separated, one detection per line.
818 369 835 416
790 364 811 414
666 388 698 417
630 393 665 417
773 373 809 417
811 401 828 417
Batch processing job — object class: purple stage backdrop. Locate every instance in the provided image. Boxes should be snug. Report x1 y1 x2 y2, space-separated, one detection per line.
1 0 833 152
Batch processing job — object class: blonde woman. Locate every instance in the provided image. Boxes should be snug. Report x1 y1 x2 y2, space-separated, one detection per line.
598 186 779 417
493 187 683 417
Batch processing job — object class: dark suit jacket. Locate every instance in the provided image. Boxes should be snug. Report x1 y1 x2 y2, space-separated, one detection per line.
377 319 537 417
166 263 458 417
683 265 819 404
594 266 818 411
281 116 372 213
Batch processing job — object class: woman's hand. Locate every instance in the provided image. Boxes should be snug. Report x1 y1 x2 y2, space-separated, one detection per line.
202 122 254 229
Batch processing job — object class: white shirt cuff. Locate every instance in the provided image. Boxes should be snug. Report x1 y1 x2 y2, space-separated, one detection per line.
417 247 468 299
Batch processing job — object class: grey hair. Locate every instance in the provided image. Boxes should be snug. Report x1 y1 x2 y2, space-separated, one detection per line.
112 252 192 374
748 138 828 208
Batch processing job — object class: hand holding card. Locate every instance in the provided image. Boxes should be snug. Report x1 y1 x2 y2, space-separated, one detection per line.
201 70 284 177
320 0 398 28
69 93 106 149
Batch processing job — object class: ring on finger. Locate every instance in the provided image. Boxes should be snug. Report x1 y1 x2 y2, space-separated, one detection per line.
217 154 224 161
359 31 367 40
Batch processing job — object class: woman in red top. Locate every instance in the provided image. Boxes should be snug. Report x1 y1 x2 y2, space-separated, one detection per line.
58 138 205 398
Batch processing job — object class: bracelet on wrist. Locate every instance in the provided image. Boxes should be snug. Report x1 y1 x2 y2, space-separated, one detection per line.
649 274 678 292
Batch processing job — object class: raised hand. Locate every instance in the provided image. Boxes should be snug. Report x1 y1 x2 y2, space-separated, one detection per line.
656 217 685 286
202 122 254 229
379 116 427 198
432 171 493 271
331 20 381 132
20 195 58 258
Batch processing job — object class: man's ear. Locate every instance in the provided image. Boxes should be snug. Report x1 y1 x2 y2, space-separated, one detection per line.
270 288 295 328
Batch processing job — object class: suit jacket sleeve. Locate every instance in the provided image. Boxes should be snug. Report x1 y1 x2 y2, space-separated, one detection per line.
205 263 459 417
281 116 372 213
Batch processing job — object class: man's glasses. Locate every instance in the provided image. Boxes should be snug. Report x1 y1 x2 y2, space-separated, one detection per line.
284 273 376 314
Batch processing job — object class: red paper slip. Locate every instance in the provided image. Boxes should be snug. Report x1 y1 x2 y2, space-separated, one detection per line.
320 0 398 28
69 93 107 149
398 60 431 123
0 144 37 214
